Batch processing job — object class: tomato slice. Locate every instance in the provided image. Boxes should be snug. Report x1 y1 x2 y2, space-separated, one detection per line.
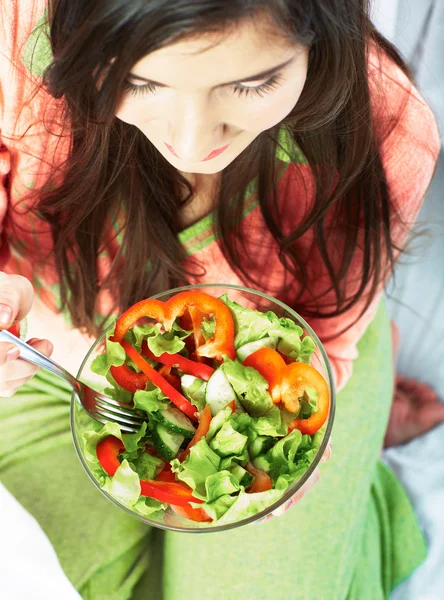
245 462 273 493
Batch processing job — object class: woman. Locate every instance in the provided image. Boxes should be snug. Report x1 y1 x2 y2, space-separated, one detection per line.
0 1 440 598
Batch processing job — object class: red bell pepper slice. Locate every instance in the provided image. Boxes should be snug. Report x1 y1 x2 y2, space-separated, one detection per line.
97 436 202 508
171 503 212 523
156 464 176 483
284 363 330 435
245 462 273 493
140 480 204 507
121 340 198 421
228 399 236 413
243 348 286 404
142 342 214 381
96 436 125 477
110 364 147 393
181 404 212 461
158 365 182 391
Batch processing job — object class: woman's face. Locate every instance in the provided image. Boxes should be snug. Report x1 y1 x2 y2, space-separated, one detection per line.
116 16 309 174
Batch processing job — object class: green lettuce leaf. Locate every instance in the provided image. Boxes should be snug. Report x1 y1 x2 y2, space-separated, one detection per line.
133 388 170 414
268 429 303 473
171 438 220 499
220 293 315 362
250 405 287 437
181 376 207 412
147 321 191 357
102 459 141 507
121 422 148 454
133 496 167 517
298 386 319 419
215 488 285 524
204 470 241 503
201 316 216 340
131 323 161 351
220 294 276 348
206 406 232 443
102 385 133 405
130 452 164 480
210 421 249 457
221 358 274 417
196 494 238 521
90 338 126 376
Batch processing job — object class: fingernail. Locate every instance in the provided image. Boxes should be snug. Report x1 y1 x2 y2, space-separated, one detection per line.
45 341 54 355
0 304 13 327
6 346 20 362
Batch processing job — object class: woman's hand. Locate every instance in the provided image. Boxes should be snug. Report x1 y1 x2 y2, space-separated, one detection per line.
0 272 53 397
255 440 332 524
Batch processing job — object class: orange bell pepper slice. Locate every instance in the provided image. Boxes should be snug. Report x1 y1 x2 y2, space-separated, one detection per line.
243 348 286 403
181 404 212 461
284 363 330 435
243 348 329 435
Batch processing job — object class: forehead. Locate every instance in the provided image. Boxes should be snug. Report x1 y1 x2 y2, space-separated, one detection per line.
129 16 302 89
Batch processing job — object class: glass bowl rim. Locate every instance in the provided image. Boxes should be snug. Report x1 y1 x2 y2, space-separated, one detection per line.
70 282 336 533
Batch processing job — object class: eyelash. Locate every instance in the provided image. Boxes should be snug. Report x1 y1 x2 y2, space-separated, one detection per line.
124 74 282 99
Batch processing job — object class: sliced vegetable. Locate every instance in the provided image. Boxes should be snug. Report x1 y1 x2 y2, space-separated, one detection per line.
140 480 204 507
158 365 182 391
166 291 236 360
205 368 236 416
96 436 124 477
283 363 329 435
152 423 185 461
243 347 286 403
143 343 214 381
245 462 273 493
181 404 212 461
171 503 212 522
155 406 196 438
121 340 198 421
236 337 279 362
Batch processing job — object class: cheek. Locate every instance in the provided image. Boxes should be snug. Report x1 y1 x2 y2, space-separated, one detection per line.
115 96 161 126
237 87 304 133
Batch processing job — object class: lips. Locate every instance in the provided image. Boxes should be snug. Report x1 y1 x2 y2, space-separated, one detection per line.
164 142 230 161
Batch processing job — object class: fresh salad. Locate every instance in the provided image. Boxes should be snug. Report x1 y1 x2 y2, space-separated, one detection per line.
82 290 330 526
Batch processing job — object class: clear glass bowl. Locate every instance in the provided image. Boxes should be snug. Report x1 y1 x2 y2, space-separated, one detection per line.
70 283 336 533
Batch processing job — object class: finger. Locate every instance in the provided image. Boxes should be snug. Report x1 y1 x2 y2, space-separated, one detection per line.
0 339 53 383
0 374 36 397
320 440 332 463
0 342 21 367
0 273 34 329
419 403 444 433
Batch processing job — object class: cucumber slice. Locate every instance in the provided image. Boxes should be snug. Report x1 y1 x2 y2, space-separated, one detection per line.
252 455 272 473
205 368 236 416
181 374 207 411
152 423 185 461
248 436 273 460
155 406 196 438
230 465 254 488
236 337 279 362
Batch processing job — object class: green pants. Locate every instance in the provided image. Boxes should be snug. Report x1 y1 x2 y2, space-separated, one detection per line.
0 301 425 600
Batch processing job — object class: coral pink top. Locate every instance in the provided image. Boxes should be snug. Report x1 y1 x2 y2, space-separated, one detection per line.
0 1 440 387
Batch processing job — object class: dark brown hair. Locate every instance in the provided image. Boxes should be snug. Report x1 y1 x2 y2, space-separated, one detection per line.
36 0 414 334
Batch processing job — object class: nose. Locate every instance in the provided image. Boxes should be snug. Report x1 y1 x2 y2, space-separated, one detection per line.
168 94 225 162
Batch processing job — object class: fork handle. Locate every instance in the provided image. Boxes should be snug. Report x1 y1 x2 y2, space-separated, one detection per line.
0 330 79 392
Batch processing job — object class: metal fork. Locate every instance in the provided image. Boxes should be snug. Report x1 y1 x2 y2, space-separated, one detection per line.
0 330 146 433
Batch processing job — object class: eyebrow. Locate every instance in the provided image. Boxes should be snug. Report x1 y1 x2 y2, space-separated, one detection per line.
127 56 296 88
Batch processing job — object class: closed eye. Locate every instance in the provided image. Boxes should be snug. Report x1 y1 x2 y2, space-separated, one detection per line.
124 73 283 99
